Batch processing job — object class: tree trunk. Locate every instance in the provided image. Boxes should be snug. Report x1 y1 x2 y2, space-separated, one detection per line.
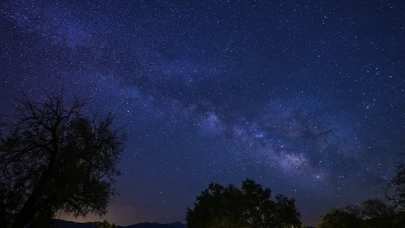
11 167 54 228
10 192 39 228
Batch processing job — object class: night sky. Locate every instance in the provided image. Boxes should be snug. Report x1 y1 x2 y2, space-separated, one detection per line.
1 0 405 226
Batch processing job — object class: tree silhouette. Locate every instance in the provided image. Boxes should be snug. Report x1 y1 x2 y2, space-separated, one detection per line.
317 208 364 228
391 162 405 210
0 92 126 228
96 220 118 228
186 179 301 228
318 154 405 228
318 199 405 228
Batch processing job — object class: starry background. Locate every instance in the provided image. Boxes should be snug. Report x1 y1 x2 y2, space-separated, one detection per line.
1 0 405 226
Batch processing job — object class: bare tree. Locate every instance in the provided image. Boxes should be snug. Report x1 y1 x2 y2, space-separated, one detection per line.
0 92 126 228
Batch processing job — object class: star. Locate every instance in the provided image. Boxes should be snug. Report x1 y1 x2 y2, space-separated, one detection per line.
1 0 404 226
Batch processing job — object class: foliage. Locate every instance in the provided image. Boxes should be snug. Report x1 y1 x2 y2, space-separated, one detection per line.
0 92 126 228
186 179 301 228
96 220 118 228
317 199 405 228
390 163 405 210
319 155 405 228
317 208 364 228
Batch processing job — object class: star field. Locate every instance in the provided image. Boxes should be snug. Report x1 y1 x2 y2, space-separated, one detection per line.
1 0 405 226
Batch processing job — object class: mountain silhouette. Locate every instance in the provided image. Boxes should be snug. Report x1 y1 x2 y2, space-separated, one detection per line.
54 220 187 228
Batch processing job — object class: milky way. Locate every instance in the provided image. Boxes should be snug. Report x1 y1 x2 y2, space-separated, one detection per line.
1 0 405 226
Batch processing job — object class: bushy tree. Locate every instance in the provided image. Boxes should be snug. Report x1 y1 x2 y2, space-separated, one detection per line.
317 208 364 228
186 179 301 228
319 154 405 228
0 93 126 228
96 220 118 228
318 199 404 228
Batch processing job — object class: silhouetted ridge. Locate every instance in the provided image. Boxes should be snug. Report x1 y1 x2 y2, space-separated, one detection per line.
53 220 187 228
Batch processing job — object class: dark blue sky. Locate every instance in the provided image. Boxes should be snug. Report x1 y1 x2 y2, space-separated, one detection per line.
1 0 404 226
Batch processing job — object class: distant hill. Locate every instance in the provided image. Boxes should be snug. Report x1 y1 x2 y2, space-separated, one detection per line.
125 222 186 228
53 220 314 228
54 220 187 228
